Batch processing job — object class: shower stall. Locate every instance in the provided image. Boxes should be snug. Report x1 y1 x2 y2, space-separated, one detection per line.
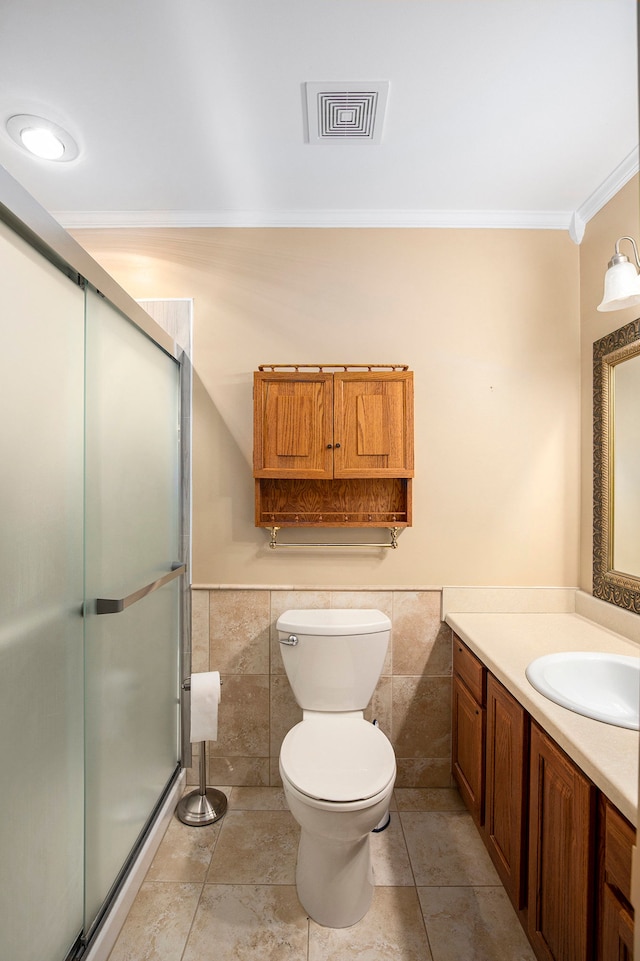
0 168 189 961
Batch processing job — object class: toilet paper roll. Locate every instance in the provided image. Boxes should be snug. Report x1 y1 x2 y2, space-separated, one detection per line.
189 671 221 743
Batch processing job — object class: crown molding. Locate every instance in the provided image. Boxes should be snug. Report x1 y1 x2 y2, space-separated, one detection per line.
572 146 639 243
56 146 638 236
56 207 573 231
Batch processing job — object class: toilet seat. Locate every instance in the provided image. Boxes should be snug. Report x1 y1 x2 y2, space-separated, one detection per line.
280 717 396 803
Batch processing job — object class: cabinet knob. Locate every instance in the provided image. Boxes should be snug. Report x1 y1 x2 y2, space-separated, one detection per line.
335 442 341 449
327 443 333 449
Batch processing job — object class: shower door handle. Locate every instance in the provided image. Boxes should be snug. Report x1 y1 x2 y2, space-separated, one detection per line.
96 562 186 614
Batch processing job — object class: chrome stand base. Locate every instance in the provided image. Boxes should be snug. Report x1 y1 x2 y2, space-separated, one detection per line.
176 787 228 826
176 739 228 826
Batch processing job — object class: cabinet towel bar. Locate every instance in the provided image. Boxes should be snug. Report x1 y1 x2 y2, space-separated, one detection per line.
266 526 400 550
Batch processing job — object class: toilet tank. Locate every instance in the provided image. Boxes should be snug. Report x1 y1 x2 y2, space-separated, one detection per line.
276 609 391 711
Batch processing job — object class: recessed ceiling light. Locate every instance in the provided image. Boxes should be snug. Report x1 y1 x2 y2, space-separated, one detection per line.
6 114 79 162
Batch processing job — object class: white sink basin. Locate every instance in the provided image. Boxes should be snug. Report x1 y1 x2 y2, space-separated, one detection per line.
525 651 640 730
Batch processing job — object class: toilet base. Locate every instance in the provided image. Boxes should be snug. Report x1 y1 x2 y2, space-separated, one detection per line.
296 829 374 927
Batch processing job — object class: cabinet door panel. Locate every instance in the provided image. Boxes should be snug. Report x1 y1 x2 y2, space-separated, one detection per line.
528 723 595 961
601 883 634 961
254 372 333 477
333 372 414 477
452 675 485 826
485 674 528 910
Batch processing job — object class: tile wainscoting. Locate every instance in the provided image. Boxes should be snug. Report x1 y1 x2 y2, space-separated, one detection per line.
189 588 453 789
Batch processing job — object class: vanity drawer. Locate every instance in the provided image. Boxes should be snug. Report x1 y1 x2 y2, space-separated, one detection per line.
602 796 635 905
453 635 486 705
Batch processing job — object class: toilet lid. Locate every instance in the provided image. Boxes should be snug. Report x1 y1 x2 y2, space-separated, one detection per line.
280 717 396 803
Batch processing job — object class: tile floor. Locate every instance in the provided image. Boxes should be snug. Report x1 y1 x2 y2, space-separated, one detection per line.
107 786 536 961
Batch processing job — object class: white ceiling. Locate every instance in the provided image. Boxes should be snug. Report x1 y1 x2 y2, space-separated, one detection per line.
0 0 637 237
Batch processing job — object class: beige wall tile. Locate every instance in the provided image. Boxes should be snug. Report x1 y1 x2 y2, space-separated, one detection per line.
391 675 451 758
364 674 392 737
209 674 269 757
190 589 210 673
191 587 456 789
209 589 270 674
270 673 302 757
392 591 452 676
269 756 283 786
395 787 465 812
395 758 453 789
229 786 288 810
208 755 270 786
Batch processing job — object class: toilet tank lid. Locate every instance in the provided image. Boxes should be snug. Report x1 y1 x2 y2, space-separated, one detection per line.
276 609 391 636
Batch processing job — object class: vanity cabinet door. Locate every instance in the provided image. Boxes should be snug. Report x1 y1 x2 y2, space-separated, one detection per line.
598 795 635 961
485 674 528 911
601 884 634 961
452 637 486 827
528 722 596 961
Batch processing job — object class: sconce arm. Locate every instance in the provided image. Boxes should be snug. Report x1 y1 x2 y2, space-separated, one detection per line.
611 237 640 270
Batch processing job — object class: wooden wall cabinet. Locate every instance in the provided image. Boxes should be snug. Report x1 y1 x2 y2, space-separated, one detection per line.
452 638 486 826
527 722 596 961
485 673 529 912
253 367 413 527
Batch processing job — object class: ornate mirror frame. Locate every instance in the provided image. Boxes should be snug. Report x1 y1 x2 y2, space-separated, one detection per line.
593 317 640 613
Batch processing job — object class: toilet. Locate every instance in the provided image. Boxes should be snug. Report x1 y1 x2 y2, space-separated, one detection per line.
277 609 396 928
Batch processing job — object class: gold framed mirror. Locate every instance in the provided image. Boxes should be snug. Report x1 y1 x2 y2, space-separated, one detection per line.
593 317 640 613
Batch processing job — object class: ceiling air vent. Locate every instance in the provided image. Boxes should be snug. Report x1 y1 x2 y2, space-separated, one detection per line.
305 81 389 144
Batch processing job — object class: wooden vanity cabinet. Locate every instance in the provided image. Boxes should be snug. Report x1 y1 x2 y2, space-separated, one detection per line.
253 367 414 527
451 634 635 961
485 673 529 912
527 722 596 961
598 795 635 961
452 637 486 826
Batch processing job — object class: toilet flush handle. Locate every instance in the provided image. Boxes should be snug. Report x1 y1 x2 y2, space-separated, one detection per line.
280 634 298 646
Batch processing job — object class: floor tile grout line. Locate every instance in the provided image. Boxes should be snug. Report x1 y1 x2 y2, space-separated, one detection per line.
176 880 205 961
392 801 436 959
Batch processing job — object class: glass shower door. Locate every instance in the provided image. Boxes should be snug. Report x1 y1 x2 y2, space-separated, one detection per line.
0 222 85 961
83 289 182 935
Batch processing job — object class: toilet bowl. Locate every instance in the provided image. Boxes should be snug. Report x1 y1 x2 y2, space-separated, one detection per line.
276 609 396 928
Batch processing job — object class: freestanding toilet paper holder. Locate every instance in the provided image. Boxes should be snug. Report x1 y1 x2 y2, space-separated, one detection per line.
176 678 228 826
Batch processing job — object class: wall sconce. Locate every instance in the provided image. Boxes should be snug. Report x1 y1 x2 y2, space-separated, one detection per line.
597 237 640 312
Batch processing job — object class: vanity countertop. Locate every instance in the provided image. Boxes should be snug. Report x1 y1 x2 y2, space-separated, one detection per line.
445 611 639 826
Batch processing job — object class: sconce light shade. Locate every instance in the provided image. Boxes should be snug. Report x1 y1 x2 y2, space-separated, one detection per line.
597 237 640 312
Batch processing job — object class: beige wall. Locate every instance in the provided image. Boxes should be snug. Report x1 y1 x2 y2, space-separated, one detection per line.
578 177 640 591
72 226 581 589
